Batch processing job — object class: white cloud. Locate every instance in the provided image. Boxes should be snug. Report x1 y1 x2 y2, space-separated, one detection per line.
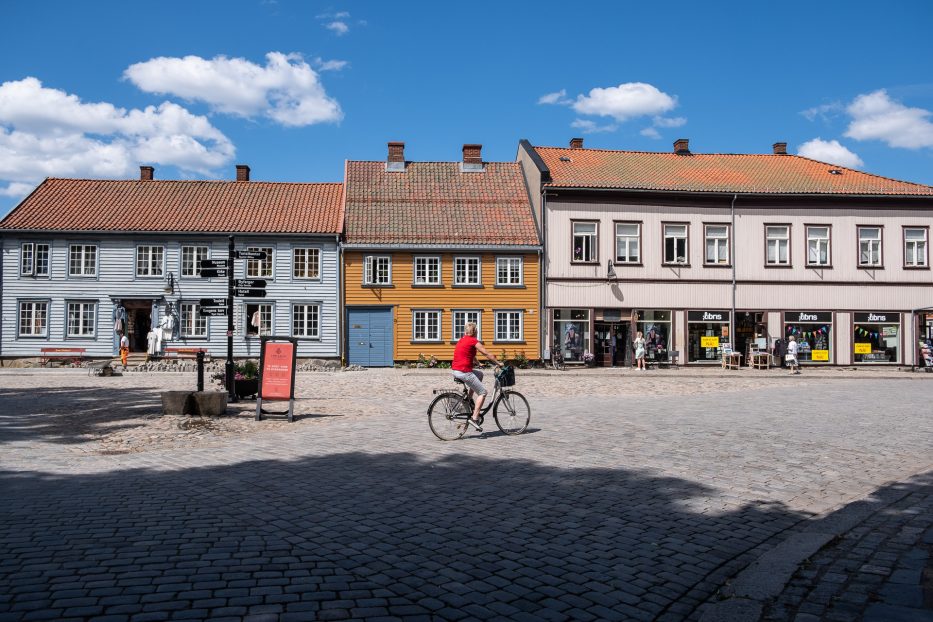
0 77 234 188
572 82 677 122
314 58 349 72
124 52 342 127
571 119 617 134
797 138 864 168
652 116 686 128
801 102 843 122
538 89 571 105
844 89 933 149
0 181 33 198
640 127 662 139
326 21 349 35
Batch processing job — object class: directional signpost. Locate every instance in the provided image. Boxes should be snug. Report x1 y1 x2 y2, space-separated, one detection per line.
236 250 267 260
198 307 228 317
199 258 230 279
235 279 266 289
199 268 228 278
234 289 267 298
200 298 229 307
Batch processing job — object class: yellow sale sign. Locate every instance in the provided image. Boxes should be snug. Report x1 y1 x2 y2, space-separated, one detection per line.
700 336 720 348
854 343 872 354
811 349 830 361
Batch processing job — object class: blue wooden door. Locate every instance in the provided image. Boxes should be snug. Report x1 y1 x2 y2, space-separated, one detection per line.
347 307 393 367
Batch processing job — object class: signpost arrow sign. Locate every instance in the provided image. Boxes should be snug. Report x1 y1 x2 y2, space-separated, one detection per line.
236 250 267 260
234 288 268 298
198 307 229 317
199 268 228 278
199 259 229 269
234 279 267 289
200 298 229 307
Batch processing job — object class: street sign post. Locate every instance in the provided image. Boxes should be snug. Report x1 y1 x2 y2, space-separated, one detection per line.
200 298 229 307
234 279 267 288
234 289 267 298
199 259 229 269
198 307 228 317
236 250 267 260
199 268 228 278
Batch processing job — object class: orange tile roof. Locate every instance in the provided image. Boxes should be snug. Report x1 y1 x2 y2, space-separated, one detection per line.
0 179 344 233
344 161 539 245
535 146 933 196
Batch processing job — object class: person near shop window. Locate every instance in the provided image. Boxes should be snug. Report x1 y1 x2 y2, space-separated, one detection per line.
452 322 502 433
786 335 800 375
633 331 647 371
564 324 582 360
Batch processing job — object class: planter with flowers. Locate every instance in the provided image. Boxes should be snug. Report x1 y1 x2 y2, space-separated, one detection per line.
212 360 260 398
582 351 596 367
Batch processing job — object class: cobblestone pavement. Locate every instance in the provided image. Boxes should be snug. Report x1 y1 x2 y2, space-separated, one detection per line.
0 368 931 621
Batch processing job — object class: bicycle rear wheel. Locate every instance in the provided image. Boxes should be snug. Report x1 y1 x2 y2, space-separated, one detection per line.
428 392 469 441
493 390 531 435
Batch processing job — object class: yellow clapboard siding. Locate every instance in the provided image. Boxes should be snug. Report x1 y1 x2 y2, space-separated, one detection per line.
344 251 540 362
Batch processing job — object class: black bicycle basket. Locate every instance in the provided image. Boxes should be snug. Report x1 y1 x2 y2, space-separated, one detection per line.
496 365 516 387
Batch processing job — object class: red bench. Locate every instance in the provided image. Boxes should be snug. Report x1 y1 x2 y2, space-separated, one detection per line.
163 347 210 361
39 347 87 367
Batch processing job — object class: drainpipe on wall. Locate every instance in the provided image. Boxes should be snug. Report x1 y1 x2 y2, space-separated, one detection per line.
337 234 344 366
541 189 548 360
731 194 738 351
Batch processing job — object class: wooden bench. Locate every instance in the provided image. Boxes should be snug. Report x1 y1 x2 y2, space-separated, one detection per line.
163 347 210 361
39 347 86 367
750 352 771 370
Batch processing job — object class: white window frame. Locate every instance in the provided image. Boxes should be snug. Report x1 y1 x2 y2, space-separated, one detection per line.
66 301 96 338
180 302 208 338
904 227 927 268
136 245 165 277
293 247 321 280
413 256 441 285
363 255 392 285
615 222 641 264
495 257 523 286
68 244 97 277
292 303 321 339
246 246 274 279
806 226 831 267
858 226 883 267
663 223 689 265
572 221 598 263
453 256 481 286
494 310 524 343
18 300 49 337
766 225 791 266
412 310 441 342
245 303 274 337
20 243 35 276
704 224 730 265
452 310 482 341
180 244 210 278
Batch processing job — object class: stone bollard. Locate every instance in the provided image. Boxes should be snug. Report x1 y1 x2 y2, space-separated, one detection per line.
161 391 193 416
191 392 227 417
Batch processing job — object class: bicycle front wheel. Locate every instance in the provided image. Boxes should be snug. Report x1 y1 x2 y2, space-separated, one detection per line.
428 392 469 441
493 390 531 435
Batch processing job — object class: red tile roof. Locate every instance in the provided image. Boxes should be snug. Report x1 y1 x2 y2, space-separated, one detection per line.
0 179 344 233
535 146 933 196
344 161 539 245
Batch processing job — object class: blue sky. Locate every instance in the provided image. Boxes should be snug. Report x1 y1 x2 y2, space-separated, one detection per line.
2 1 932 215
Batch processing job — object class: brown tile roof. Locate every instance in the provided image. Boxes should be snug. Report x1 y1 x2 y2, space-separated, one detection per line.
344 161 539 245
535 146 933 196
0 179 344 233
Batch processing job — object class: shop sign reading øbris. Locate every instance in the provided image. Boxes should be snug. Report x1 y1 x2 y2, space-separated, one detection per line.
688 311 730 322
789 311 832 323
853 312 899 323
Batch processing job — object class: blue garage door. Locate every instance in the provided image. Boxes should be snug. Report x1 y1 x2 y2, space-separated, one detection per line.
347 307 394 367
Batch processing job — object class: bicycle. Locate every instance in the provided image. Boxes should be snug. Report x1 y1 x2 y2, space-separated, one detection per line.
550 340 565 371
427 366 531 440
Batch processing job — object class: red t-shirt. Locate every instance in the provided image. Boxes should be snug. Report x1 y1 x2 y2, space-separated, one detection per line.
452 336 479 372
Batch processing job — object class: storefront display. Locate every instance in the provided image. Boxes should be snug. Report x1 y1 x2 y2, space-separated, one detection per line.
853 312 900 363
635 310 672 363
687 310 730 363
553 309 591 363
784 311 833 363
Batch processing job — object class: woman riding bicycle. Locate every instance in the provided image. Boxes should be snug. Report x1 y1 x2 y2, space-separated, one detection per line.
452 322 502 432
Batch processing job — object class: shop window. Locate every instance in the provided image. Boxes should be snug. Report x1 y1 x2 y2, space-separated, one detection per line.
807 226 831 266
615 222 640 264
66 302 96 338
784 313 832 363
635 310 672 362
180 302 208 338
704 225 729 265
452 310 481 340
573 222 598 262
69 244 97 276
245 303 273 337
136 245 165 277
494 311 523 342
687 311 730 362
181 245 209 278
663 224 688 265
363 255 391 285
453 257 481 285
904 228 927 268
413 310 441 341
766 226 790 266
18 300 49 337
853 313 899 363
495 257 523 286
293 247 321 279
858 226 882 267
554 309 591 363
247 246 274 278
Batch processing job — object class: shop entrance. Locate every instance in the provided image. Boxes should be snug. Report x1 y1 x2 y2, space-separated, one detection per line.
687 310 730 363
594 322 628 367
735 311 768 362
123 300 153 352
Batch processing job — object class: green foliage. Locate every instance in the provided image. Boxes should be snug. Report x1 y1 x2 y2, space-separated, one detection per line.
512 351 529 369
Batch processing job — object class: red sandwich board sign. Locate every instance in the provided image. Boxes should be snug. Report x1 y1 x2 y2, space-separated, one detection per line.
255 336 298 422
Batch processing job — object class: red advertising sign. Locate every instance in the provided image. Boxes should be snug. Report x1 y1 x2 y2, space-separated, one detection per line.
260 341 295 400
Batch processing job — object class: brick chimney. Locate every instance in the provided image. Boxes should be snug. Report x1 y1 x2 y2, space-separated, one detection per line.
139 166 154 181
461 144 484 172
673 139 690 155
569 137 584 149
387 142 406 171
773 142 788 155
236 165 250 182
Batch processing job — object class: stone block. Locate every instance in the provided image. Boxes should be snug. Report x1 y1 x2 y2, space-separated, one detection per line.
191 392 227 417
161 391 192 416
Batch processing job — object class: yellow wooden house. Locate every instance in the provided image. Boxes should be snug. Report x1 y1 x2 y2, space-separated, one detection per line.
343 142 541 366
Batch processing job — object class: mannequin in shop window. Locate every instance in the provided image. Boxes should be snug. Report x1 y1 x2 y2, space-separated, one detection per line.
251 309 262 336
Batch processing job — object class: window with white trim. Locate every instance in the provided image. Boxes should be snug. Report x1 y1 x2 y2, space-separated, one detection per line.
20 243 34 276
858 226 882 267
413 256 440 285
69 244 97 276
615 223 640 264
766 226 790 265
66 302 96 337
293 247 321 279
245 303 273 337
663 224 688 264
704 225 729 265
136 245 164 277
247 246 274 278
363 255 391 285
18 301 48 337
412 310 441 341
292 304 320 338
904 228 927 267
454 257 481 285
496 257 523 285
573 222 597 262
452 310 481 340
495 311 523 342
181 245 209 278
180 303 208 338
33 243 50 277
807 226 831 266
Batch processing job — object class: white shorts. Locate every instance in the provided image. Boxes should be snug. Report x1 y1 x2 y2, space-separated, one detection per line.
452 369 486 395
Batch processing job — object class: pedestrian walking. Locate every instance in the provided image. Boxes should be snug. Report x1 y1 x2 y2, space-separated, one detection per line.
786 335 800 374
119 333 129 370
633 331 647 371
